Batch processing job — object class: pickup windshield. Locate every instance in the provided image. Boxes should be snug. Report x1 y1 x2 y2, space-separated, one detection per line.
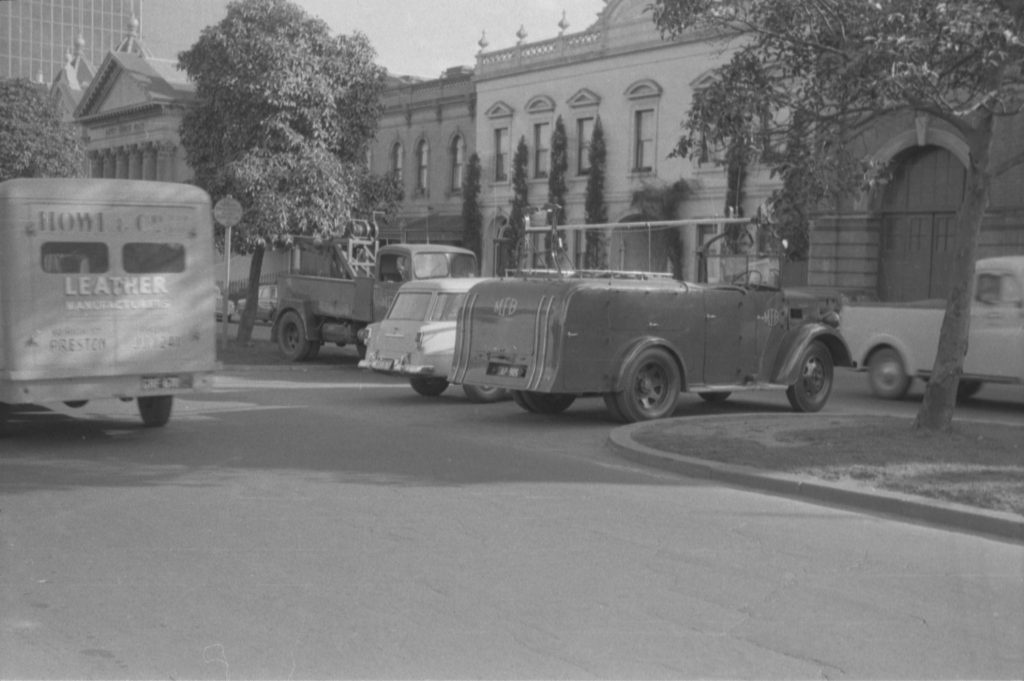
412 253 477 279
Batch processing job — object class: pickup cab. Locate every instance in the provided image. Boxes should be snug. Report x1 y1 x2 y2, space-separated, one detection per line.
842 256 1024 399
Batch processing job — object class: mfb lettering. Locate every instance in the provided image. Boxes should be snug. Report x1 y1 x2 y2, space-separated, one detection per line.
64 275 168 296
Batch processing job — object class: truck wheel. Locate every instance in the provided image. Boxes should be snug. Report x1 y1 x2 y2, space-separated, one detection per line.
512 391 575 414
277 310 314 361
867 347 910 400
613 348 680 422
523 392 576 414
462 384 508 403
956 379 983 402
138 395 173 427
698 392 731 403
409 377 448 397
786 341 833 412
602 393 628 423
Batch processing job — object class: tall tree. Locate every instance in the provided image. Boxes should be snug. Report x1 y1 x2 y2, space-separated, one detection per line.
506 136 530 271
461 152 483 259
0 79 82 182
584 116 609 269
651 0 1024 431
178 0 391 342
545 116 570 263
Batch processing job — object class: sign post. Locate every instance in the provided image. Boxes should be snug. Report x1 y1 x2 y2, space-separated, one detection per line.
212 196 243 350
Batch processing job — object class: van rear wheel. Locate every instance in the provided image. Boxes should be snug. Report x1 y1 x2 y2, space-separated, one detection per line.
138 395 173 427
512 391 575 414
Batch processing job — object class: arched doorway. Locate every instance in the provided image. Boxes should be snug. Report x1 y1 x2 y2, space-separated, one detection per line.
879 145 965 301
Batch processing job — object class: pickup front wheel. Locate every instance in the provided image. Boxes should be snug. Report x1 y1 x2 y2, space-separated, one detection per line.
786 341 834 412
867 347 910 400
138 395 173 427
612 347 681 422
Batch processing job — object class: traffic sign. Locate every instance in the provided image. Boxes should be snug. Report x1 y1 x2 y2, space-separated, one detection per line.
213 196 243 227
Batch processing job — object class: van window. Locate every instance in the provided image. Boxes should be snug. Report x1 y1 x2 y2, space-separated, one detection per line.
429 292 466 322
123 243 185 273
387 291 433 320
41 242 109 273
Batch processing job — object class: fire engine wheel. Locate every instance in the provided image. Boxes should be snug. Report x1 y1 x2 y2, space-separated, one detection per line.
867 347 910 400
613 348 681 422
138 395 173 428
462 384 509 403
786 341 834 413
409 377 449 397
512 391 576 414
277 310 315 361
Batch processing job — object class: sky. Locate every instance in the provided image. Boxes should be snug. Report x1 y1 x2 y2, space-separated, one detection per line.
293 0 608 78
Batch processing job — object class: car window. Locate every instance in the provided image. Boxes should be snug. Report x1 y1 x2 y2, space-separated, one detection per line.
975 273 1020 306
412 253 450 279
429 292 467 321
386 292 433 321
123 242 185 273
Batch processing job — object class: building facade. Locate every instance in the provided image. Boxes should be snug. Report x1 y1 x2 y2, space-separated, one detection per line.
371 68 476 245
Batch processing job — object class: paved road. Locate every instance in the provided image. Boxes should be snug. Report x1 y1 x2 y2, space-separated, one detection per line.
2 355 1022 679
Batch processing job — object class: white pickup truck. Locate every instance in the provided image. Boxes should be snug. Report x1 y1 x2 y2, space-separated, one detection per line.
842 256 1024 399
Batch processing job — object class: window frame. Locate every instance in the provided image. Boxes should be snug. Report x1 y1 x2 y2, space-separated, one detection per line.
533 121 551 180
493 127 510 183
576 116 595 176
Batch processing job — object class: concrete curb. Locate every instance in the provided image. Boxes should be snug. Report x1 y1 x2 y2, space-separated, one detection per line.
608 415 1024 544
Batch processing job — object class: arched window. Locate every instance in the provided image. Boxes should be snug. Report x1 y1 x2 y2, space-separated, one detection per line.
450 135 465 193
416 139 429 194
390 142 403 182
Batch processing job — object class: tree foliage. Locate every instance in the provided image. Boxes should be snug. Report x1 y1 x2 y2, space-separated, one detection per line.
651 0 1024 431
547 115 569 225
178 0 393 340
584 116 609 269
0 79 83 182
461 152 483 258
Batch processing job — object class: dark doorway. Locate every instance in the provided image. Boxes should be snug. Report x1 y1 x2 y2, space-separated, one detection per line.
879 145 965 301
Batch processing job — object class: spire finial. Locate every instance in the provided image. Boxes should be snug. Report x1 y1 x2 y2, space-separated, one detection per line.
478 30 488 52
558 10 569 35
516 24 527 44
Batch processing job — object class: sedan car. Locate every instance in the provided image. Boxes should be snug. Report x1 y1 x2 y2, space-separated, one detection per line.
237 284 278 324
358 278 508 403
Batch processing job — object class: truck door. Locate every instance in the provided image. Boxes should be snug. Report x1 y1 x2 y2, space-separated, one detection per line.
964 270 1024 380
702 287 759 385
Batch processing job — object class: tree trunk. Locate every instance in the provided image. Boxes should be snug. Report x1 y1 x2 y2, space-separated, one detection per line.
914 115 994 432
235 243 265 344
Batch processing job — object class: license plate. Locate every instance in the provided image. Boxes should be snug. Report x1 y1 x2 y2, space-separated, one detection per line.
140 375 190 391
486 363 527 378
370 358 394 371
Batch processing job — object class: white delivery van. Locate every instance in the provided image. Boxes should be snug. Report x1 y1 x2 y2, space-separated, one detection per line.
0 178 219 427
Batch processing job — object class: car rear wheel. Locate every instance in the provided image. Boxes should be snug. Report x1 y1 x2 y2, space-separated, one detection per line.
613 347 680 422
786 341 834 412
698 391 731 403
462 384 508 403
867 347 910 400
138 395 173 427
277 310 316 361
409 377 449 397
